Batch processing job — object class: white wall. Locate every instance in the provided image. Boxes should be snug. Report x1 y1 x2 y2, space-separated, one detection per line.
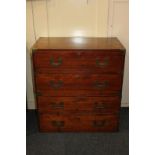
108 0 129 106
26 0 129 109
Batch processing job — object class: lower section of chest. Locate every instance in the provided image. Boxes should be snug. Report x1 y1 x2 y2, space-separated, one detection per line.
36 96 121 132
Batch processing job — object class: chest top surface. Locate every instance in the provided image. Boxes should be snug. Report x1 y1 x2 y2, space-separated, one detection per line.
32 37 125 51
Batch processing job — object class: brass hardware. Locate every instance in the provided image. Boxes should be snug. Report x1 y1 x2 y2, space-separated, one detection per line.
94 102 105 109
50 80 63 89
50 57 62 67
93 120 105 127
50 102 64 109
51 121 64 127
96 57 109 67
94 81 109 89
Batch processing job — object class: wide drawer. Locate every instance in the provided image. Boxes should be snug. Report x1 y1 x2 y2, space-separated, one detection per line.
33 50 124 74
36 89 121 97
37 96 120 114
39 113 119 132
35 74 122 91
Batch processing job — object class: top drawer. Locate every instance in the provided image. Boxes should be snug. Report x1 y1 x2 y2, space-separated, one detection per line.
33 50 125 74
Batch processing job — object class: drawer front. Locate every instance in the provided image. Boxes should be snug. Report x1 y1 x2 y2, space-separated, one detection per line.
39 114 119 132
36 89 121 97
33 50 124 74
35 74 122 91
37 96 120 114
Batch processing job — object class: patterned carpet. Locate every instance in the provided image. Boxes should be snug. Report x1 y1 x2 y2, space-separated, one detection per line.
26 108 129 155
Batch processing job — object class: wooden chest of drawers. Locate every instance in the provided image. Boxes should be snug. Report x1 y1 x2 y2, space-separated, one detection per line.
32 37 125 132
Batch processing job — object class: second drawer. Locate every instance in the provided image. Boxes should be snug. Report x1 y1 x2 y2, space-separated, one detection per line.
35 73 122 91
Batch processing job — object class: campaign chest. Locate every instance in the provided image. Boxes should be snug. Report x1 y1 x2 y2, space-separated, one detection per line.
32 37 125 132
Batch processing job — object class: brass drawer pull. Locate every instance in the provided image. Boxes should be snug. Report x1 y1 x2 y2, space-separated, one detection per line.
96 57 109 67
94 81 109 89
51 121 64 127
50 57 62 67
94 102 105 109
50 80 63 89
50 102 64 109
93 120 106 127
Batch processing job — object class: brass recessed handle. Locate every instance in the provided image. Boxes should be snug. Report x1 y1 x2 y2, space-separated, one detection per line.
50 57 62 67
94 81 109 89
96 57 109 67
93 120 106 127
50 80 63 89
51 121 64 127
50 102 64 109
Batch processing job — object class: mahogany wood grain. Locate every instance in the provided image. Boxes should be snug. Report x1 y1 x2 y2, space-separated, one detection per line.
33 50 124 74
36 89 121 97
35 74 122 91
35 68 124 74
39 113 119 132
32 37 125 50
37 96 120 114
31 37 125 132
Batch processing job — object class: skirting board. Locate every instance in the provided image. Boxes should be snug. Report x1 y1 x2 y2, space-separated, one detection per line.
27 100 36 109
121 103 129 107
